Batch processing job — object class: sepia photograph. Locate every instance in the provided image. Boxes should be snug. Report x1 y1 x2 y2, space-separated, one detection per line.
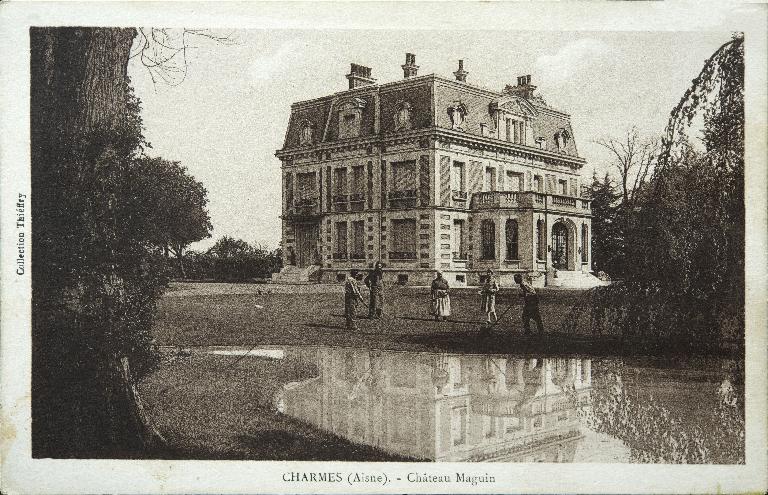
1 2 766 494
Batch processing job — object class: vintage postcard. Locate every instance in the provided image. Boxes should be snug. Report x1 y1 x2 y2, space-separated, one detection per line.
1 1 766 494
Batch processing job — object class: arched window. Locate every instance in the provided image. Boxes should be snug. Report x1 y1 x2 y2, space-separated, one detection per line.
505 219 519 260
581 224 589 263
481 220 495 260
536 219 545 260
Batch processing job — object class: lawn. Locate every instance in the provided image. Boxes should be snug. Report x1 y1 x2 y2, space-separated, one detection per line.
152 282 607 355
138 350 418 460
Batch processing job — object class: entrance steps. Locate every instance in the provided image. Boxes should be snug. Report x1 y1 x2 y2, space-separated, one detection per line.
270 265 321 284
548 270 608 289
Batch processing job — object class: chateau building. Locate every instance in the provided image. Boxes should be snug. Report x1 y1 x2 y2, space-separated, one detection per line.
275 54 599 287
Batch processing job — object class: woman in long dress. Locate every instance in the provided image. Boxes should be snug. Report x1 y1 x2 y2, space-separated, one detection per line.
480 269 499 324
431 271 451 321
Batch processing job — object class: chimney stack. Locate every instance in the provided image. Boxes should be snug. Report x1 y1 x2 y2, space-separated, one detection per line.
401 53 419 78
453 59 468 82
346 63 376 89
504 74 536 99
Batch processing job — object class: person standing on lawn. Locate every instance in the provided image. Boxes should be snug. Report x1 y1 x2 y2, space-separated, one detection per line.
344 269 365 330
431 271 451 321
364 261 385 319
480 269 499 324
514 273 544 335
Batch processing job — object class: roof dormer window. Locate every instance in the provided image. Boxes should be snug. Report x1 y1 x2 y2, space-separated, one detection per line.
338 97 366 139
299 120 314 145
447 102 468 130
394 101 412 131
554 129 571 151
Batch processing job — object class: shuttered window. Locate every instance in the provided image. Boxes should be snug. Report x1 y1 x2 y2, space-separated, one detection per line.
481 220 496 260
334 168 348 195
352 221 365 259
335 222 348 258
391 219 417 257
506 171 523 192
391 161 417 192
506 219 519 260
297 172 316 200
352 166 365 194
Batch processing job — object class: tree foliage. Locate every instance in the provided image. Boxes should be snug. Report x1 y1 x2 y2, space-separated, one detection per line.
589 173 624 277
590 34 744 342
130 157 213 275
31 27 212 457
181 237 282 282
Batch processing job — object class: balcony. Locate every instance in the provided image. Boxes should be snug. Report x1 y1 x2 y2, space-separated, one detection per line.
289 197 320 218
469 191 591 213
333 194 348 212
349 193 365 212
452 190 468 201
550 194 577 208
471 191 520 209
388 251 417 261
332 252 348 261
388 189 417 209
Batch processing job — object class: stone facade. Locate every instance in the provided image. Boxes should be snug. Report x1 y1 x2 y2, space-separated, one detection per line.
276 56 593 287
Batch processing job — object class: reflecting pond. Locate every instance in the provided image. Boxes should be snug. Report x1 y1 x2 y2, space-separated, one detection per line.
267 347 744 464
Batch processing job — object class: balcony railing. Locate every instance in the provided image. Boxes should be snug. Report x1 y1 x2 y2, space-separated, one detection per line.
452 252 468 261
333 194 348 212
471 191 520 209
349 193 365 211
294 197 317 207
551 194 577 208
332 252 348 260
388 189 417 209
388 251 417 260
452 190 468 201
290 197 320 217
350 252 365 260
468 191 590 212
389 189 417 199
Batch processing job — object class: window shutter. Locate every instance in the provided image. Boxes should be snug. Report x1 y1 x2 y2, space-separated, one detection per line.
469 161 483 193
570 178 577 197
440 156 451 205
545 174 555 194
419 155 430 206
526 171 532 191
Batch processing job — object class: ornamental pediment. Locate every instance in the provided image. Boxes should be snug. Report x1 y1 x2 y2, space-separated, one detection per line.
490 95 538 118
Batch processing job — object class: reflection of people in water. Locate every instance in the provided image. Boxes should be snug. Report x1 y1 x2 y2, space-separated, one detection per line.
430 271 451 321
514 273 544 335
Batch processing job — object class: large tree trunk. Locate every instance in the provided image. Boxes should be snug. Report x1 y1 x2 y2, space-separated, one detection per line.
31 27 163 458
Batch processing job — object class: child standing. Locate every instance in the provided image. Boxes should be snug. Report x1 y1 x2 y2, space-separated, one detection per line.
480 269 499 324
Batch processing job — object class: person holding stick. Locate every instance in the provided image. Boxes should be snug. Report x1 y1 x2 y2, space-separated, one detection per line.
514 273 544 336
364 261 385 319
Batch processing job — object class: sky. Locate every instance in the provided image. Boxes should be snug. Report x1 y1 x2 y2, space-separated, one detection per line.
127 30 731 251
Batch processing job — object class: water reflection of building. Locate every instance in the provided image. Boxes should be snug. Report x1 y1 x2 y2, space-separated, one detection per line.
280 348 591 462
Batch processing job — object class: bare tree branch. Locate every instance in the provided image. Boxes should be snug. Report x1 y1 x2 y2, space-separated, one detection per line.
595 127 659 204
132 28 239 88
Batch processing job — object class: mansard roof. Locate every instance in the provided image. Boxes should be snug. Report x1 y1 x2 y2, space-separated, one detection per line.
280 73 580 159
